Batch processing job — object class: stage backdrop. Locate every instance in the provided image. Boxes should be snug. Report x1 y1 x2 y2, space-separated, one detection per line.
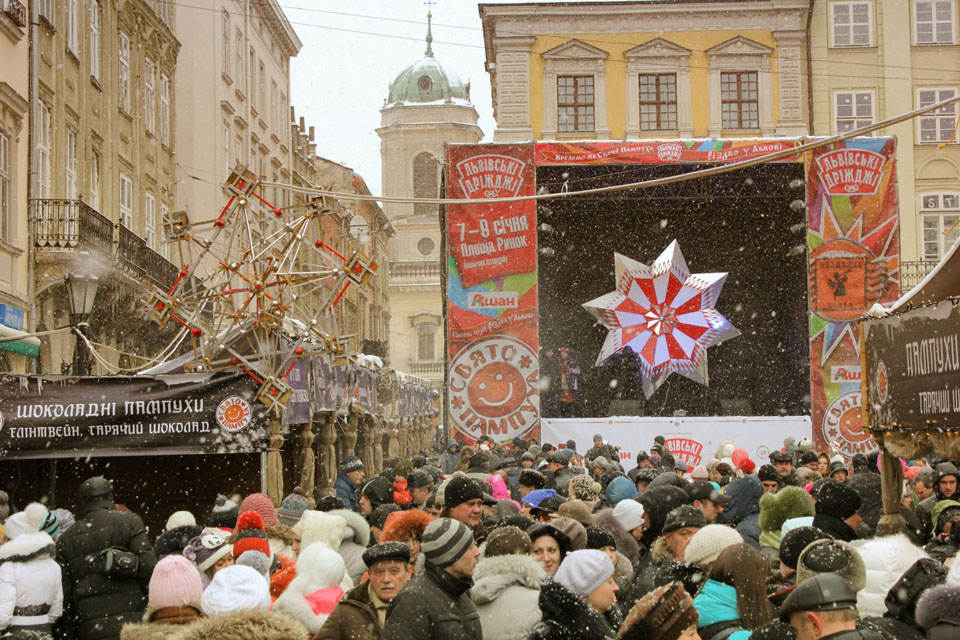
543 416 812 471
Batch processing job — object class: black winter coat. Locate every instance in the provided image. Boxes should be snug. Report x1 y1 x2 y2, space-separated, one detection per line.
55 501 157 640
526 581 617 640
381 561 481 640
846 471 882 535
811 513 857 542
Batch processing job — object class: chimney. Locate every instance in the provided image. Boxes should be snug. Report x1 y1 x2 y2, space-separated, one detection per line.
309 126 315 142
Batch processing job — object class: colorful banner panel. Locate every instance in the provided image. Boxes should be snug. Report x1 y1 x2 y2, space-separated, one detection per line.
446 144 540 443
536 140 801 165
865 300 960 432
806 139 900 457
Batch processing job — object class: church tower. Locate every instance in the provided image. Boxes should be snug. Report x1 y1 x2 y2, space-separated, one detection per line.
377 10 482 394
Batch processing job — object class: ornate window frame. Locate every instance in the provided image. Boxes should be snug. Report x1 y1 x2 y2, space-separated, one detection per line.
541 39 610 140
624 38 692 138
706 36 775 137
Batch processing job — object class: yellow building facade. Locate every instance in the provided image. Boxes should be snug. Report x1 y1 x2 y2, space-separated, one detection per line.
480 1 810 142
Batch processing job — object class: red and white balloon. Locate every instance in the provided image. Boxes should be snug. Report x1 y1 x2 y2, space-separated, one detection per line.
582 241 740 398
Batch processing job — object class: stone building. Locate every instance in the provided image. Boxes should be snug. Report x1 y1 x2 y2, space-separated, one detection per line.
478 0 810 142
808 0 960 287
377 16 483 394
30 0 182 374
0 0 32 372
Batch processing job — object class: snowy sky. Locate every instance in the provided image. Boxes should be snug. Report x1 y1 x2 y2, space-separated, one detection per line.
283 1 600 196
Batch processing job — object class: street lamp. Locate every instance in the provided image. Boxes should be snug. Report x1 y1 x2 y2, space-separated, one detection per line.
65 273 100 376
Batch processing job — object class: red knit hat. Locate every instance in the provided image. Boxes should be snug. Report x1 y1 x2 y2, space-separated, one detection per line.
739 458 756 473
238 493 279 528
233 511 271 558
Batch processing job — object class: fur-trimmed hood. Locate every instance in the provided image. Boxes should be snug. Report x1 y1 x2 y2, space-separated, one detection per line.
0 530 55 563
296 510 346 552
649 536 676 564
120 607 202 640
273 543 352 635
917 584 960 630
164 609 307 640
471 554 545 605
329 508 371 547
593 508 641 567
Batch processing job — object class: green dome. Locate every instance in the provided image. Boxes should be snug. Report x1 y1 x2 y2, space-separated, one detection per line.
387 55 470 105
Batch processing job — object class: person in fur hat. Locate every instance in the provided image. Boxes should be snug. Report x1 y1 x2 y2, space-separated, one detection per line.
380 509 435 570
916 583 960 640
470 526 545 640
0 503 63 639
273 543 351 636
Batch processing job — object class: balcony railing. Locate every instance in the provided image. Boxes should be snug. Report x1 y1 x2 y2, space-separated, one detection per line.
901 260 937 291
117 224 179 290
32 199 113 253
389 260 442 279
31 199 179 290
2 0 26 27
410 361 443 376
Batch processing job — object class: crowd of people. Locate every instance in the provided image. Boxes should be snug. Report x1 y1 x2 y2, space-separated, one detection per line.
2 433 960 640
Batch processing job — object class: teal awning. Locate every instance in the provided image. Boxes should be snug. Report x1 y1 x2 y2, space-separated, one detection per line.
0 324 39 358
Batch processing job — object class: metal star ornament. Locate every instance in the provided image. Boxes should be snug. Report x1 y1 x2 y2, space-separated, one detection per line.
583 241 740 398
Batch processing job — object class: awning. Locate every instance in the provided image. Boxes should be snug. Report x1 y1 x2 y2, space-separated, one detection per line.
0 324 40 358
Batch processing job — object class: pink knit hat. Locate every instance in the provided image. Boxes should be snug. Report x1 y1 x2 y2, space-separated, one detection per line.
238 493 279 527
149 555 204 609
485 474 510 501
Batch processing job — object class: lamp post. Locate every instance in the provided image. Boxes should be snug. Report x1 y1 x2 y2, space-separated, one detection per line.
65 273 100 376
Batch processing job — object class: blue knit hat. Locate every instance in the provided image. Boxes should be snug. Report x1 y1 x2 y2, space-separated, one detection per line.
521 488 558 508
605 476 639 505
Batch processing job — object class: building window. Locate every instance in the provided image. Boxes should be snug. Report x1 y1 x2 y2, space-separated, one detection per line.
223 123 230 177
159 203 170 258
249 48 256 106
160 74 170 146
235 134 243 169
916 1 955 44
557 75 595 133
831 1 873 47
89 151 100 210
118 31 130 113
66 0 78 54
36 103 50 198
270 80 278 131
417 323 436 361
235 28 243 93
835 91 874 133
639 73 677 131
90 2 100 80
119 173 133 228
37 0 51 24
222 10 230 75
144 58 155 135
145 192 156 250
258 60 265 115
0 133 8 242
918 88 958 143
412 152 439 216
921 193 960 262
721 71 759 129
65 129 77 199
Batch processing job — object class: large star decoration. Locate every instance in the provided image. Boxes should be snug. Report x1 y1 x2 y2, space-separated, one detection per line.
583 241 740 398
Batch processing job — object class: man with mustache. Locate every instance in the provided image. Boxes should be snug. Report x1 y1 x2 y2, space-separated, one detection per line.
315 542 413 640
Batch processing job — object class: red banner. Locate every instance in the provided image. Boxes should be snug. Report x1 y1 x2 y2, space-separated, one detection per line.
536 140 802 165
445 144 540 443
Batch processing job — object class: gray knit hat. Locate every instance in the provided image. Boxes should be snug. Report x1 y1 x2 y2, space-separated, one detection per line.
421 518 474 569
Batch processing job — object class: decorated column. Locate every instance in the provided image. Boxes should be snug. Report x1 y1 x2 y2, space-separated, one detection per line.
317 412 338 493
266 415 284 506
299 423 316 499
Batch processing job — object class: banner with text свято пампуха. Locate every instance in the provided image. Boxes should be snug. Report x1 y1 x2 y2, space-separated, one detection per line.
446 144 539 443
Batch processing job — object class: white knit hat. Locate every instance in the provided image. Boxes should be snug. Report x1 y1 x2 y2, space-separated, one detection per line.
165 510 196 532
4 503 49 540
201 564 271 615
682 524 742 566
555 549 614 597
612 499 645 532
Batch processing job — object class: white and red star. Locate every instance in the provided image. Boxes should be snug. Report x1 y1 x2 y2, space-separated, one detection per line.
582 241 740 398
